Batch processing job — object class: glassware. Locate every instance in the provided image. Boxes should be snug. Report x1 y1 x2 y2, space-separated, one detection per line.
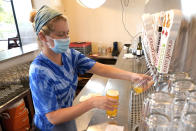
133 81 145 95
143 92 173 122
133 113 170 131
178 91 196 131
106 89 119 119
170 79 196 100
172 99 185 119
138 92 174 131
157 72 190 93
150 72 191 94
179 113 196 131
169 72 190 81
146 113 170 131
154 73 170 92
182 93 196 115
170 99 185 131
134 74 194 131
133 75 154 95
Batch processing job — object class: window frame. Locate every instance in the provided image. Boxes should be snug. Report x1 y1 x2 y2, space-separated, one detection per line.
10 0 22 48
0 0 38 62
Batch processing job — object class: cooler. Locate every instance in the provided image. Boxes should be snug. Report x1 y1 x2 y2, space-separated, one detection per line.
69 42 92 55
2 99 30 131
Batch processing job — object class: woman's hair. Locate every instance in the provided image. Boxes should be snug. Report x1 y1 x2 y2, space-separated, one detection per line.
29 10 67 49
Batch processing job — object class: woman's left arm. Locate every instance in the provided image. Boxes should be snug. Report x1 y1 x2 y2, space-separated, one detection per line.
88 62 151 82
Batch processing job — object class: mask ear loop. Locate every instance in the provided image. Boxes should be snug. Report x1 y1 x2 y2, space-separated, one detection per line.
47 42 53 48
40 28 53 48
45 36 55 49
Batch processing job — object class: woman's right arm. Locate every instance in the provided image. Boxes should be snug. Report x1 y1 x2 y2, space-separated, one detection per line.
46 96 118 125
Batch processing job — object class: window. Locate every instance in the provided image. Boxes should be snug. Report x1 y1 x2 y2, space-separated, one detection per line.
0 0 36 52
0 0 18 51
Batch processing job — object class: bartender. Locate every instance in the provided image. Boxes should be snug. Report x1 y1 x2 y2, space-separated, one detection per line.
29 5 151 131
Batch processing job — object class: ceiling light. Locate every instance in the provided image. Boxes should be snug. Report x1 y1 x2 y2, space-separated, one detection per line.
77 0 106 9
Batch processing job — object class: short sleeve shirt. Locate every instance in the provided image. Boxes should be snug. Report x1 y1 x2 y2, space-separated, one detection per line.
29 49 96 130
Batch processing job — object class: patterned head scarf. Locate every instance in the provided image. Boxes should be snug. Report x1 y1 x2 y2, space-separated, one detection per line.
34 5 62 35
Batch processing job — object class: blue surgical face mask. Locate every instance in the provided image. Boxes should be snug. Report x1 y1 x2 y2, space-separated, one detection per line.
50 37 70 53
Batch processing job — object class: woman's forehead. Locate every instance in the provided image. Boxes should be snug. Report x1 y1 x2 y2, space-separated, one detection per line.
53 20 69 33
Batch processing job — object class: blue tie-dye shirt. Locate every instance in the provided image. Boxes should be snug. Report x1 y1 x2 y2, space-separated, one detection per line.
29 49 96 130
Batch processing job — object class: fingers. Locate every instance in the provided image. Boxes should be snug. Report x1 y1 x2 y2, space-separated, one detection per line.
104 104 118 111
142 74 152 81
106 97 118 111
92 96 119 111
140 75 152 86
107 97 119 105
142 84 149 92
146 75 152 81
142 81 148 89
148 80 154 87
142 80 154 91
134 74 152 82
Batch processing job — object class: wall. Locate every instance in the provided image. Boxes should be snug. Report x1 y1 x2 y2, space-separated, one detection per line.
31 0 64 12
0 0 183 71
31 0 183 53
0 0 195 72
63 0 145 45
32 0 145 52
1 0 195 72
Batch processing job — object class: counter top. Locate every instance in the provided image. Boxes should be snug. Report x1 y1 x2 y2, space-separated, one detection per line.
73 50 148 131
0 88 30 113
0 43 38 62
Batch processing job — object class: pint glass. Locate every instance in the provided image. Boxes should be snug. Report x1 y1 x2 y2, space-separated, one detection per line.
133 80 154 95
106 89 119 118
133 86 143 95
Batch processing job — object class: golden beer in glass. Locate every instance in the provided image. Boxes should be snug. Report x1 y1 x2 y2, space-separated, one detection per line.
133 80 154 95
106 89 119 118
133 86 143 95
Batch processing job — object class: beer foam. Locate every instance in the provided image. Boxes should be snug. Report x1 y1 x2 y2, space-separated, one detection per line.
107 89 119 96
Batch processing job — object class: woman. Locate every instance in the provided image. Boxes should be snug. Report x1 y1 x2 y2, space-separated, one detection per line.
29 5 151 131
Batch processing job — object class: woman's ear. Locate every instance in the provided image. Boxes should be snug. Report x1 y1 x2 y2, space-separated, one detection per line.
38 32 47 42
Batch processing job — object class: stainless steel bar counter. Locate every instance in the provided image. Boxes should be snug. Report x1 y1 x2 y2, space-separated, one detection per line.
73 50 148 131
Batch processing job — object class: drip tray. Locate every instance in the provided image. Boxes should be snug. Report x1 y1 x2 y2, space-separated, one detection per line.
128 86 156 130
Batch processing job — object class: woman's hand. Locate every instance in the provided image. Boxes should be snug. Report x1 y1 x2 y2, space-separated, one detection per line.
131 72 152 83
89 62 153 83
132 73 154 92
142 80 154 92
89 96 118 111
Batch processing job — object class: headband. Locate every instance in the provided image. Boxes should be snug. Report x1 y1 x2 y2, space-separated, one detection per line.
34 5 62 35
